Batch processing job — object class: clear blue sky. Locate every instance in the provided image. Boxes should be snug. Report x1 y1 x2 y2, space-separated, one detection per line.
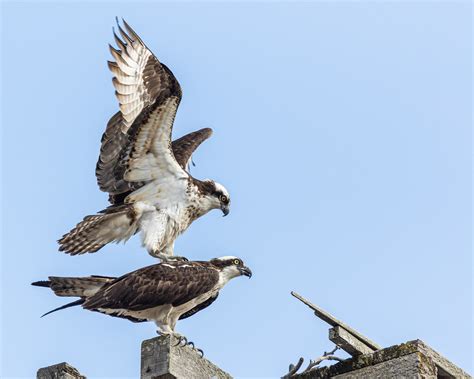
1 2 471 378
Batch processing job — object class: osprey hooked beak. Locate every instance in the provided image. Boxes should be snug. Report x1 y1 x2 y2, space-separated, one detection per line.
238 266 252 278
221 204 230 217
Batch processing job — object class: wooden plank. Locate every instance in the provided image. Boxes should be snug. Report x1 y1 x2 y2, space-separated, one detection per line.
291 291 382 351
329 325 375 356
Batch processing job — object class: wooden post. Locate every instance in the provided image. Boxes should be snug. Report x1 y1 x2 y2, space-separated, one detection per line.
37 362 85 379
141 334 232 379
37 335 232 379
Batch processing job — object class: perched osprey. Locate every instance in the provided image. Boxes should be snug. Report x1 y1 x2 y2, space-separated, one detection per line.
58 19 230 260
32 257 251 337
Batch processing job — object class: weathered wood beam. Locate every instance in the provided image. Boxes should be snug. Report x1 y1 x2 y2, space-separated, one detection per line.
291 291 381 352
329 325 375 356
141 334 232 379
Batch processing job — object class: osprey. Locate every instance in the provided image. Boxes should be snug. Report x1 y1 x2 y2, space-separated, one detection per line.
32 257 251 338
58 19 230 260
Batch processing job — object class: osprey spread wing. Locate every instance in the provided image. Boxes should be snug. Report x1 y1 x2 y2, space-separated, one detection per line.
58 20 230 259
32 257 252 335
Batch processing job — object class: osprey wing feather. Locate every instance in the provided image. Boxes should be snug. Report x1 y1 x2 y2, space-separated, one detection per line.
109 19 167 130
171 128 213 171
101 112 213 205
97 19 186 194
96 20 213 201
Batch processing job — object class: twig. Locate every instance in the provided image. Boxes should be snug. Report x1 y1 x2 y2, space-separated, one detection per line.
301 346 343 374
283 346 343 377
283 357 304 378
325 346 340 356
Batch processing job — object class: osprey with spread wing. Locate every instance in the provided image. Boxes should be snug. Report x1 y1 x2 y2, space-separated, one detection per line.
32 257 251 336
58 20 230 260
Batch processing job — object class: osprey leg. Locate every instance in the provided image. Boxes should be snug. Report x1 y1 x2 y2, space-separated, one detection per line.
153 253 189 262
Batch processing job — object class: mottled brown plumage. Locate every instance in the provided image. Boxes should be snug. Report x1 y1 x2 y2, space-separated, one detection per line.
172 128 213 171
84 263 219 311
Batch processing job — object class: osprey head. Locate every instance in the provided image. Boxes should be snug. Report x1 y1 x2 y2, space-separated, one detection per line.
210 256 252 280
202 180 231 216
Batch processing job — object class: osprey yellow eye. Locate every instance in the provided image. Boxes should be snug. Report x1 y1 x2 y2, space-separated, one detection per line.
233 259 240 265
220 195 228 203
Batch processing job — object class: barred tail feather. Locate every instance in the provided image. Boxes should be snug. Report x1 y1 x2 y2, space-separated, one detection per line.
31 280 51 288
58 206 138 255
32 276 116 318
32 276 115 297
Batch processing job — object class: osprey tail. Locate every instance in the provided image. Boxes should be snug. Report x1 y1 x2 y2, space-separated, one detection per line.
32 276 116 317
32 275 115 297
58 205 138 255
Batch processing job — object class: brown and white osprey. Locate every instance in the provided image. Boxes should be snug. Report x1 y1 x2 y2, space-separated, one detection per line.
58 20 230 260
32 257 251 338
